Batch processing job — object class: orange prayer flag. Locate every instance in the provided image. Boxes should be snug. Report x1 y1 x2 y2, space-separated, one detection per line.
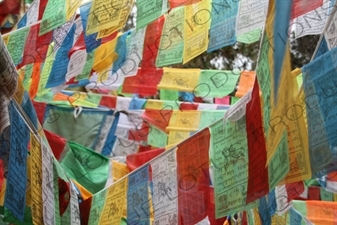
306 201 337 225
29 62 41 99
235 71 256 97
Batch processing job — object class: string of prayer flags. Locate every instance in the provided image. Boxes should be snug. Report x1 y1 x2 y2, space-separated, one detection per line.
263 0 295 163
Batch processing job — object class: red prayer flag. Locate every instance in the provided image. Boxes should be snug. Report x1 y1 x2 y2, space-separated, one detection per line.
245 78 269 203
291 0 323 19
0 0 20 15
18 23 53 68
141 16 165 68
142 109 173 131
207 187 227 225
168 0 201 10
126 148 165 172
99 95 117 109
308 186 320 200
38 0 49 20
176 128 210 225
122 68 163 96
32 101 47 124
286 181 305 202
179 102 198 111
44 129 66 161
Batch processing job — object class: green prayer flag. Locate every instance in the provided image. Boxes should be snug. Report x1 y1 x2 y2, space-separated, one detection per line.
60 141 109 193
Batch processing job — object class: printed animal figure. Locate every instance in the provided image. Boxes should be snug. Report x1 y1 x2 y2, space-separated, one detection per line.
168 213 177 225
218 194 228 209
180 118 192 126
108 202 119 218
131 192 143 208
15 145 24 166
174 78 188 88
91 208 100 222
157 181 171 200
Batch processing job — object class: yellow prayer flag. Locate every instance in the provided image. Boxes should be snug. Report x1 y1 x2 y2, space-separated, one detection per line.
86 0 130 35
65 0 82 21
112 160 129 182
14 78 24 104
277 70 311 184
145 100 164 110
96 0 134 39
167 110 201 131
93 37 119 74
264 0 296 163
183 0 210 63
30 134 44 225
158 68 200 92
168 130 190 146
99 178 128 225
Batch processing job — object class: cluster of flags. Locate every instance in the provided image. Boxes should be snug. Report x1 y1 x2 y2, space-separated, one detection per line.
1 0 337 224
